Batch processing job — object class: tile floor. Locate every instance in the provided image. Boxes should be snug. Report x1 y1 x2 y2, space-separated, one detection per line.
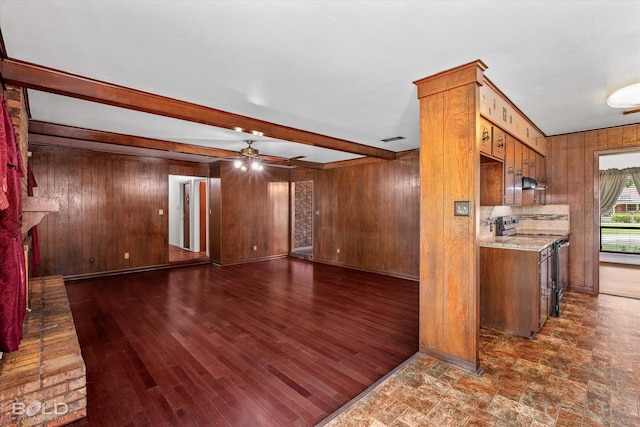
322 291 640 427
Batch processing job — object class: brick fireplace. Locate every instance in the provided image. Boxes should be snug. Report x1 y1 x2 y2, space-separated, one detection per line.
0 276 86 426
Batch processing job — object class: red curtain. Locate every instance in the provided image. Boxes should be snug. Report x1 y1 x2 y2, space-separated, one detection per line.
0 93 26 353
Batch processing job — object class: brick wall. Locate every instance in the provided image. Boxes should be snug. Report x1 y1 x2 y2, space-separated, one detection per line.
0 277 87 426
3 84 29 196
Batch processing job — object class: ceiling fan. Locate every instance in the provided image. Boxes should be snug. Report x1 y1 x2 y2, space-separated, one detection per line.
234 140 264 171
232 140 306 171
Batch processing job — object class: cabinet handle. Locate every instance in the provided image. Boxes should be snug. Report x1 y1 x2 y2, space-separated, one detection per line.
496 137 504 148
482 128 490 143
516 169 523 177
507 165 514 175
524 158 529 165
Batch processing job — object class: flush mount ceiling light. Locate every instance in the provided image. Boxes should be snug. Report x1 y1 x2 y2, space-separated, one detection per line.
607 83 640 109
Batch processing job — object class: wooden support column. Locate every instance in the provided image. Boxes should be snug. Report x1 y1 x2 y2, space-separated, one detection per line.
414 60 486 373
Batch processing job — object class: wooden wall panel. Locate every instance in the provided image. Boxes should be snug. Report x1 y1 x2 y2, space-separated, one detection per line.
219 163 290 264
292 153 419 280
567 133 586 288
546 123 640 292
414 60 483 372
29 145 205 277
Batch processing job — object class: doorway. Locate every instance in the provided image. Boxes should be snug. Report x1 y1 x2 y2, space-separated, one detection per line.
597 150 640 299
168 175 209 263
291 180 313 260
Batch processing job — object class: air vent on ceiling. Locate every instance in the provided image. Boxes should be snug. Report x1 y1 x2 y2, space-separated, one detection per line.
380 136 405 143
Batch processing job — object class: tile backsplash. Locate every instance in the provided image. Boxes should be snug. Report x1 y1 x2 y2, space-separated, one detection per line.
479 204 570 239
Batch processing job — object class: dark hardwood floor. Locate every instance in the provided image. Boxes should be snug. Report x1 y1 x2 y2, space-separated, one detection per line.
65 258 419 426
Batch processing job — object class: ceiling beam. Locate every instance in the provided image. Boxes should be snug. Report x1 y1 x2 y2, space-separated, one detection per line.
29 120 326 169
2 58 397 160
29 121 239 158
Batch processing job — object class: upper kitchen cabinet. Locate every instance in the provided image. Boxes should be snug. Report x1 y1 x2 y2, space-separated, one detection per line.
479 117 506 161
504 134 523 206
478 79 547 207
479 83 546 156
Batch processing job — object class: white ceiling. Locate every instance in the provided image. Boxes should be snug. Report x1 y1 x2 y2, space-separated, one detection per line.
1 0 640 164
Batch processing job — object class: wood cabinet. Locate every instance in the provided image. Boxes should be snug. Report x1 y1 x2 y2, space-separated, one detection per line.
480 158 503 206
480 245 553 338
534 153 546 205
479 118 506 161
504 134 523 205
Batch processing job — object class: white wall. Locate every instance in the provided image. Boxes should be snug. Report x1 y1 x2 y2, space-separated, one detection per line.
168 175 207 252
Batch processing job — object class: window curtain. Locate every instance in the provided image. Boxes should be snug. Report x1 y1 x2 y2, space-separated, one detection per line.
599 168 627 212
629 167 640 199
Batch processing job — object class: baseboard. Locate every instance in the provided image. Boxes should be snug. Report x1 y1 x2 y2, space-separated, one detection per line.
61 260 211 281
219 254 288 266
418 345 482 375
311 258 419 282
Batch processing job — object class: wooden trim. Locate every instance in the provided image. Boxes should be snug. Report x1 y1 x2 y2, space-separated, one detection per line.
63 263 175 281
322 156 384 169
414 60 487 99
0 28 7 59
3 58 396 160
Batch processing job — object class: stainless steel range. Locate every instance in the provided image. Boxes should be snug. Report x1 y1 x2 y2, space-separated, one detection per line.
495 215 570 318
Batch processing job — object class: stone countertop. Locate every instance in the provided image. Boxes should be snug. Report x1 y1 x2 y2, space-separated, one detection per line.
479 235 560 251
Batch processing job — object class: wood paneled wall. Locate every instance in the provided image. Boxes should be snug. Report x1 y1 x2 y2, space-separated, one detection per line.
218 162 290 265
546 123 640 293
29 145 208 277
414 61 484 373
291 152 420 280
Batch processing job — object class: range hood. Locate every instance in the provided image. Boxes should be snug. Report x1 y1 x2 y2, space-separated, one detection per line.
522 176 538 190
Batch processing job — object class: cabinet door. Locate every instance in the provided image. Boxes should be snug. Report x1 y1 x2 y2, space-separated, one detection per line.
539 250 549 328
504 135 516 205
529 149 537 181
522 146 531 178
547 250 554 316
514 138 523 205
536 153 546 183
492 127 506 160
479 119 492 156
534 153 546 205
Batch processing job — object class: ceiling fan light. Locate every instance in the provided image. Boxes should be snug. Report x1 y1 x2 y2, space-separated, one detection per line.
240 164 248 172
233 159 243 169
607 83 640 108
251 159 262 170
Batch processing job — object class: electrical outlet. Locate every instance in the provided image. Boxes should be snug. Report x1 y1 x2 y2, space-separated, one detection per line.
253 245 257 251
124 252 129 260
336 248 340 254
158 208 164 215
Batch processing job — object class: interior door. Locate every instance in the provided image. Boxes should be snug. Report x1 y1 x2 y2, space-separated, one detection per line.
182 182 190 250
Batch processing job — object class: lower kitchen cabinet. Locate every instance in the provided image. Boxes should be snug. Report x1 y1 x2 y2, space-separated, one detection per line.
480 246 553 338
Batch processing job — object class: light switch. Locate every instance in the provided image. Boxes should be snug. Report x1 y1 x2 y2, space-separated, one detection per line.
454 201 471 216
158 208 164 215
